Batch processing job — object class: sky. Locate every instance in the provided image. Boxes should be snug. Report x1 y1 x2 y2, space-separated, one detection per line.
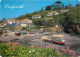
0 0 80 20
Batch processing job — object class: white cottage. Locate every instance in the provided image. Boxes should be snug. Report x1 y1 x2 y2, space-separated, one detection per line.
32 14 41 19
47 11 58 16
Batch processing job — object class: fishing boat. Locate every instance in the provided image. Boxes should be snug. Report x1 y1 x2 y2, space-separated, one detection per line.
51 40 65 45
0 40 2 42
42 37 65 45
21 30 27 34
15 32 21 36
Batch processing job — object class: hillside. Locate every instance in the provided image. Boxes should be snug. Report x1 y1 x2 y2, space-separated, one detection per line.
15 7 80 36
15 7 80 24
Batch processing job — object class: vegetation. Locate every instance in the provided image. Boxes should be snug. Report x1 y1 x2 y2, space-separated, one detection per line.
59 7 80 35
0 20 2 24
0 42 77 57
15 1 80 36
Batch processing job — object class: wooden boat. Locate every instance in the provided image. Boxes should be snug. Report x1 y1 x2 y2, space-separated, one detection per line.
15 32 21 36
42 37 65 45
51 40 65 45
0 40 2 42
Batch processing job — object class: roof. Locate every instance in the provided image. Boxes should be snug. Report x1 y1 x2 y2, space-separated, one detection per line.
21 21 27 24
48 11 57 15
9 19 17 22
45 17 53 20
61 9 69 14
9 18 29 23
10 23 20 27
20 19 29 24
32 14 41 17
22 19 28 21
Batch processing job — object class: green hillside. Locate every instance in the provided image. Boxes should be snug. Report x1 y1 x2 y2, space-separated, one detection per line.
15 7 80 24
15 7 80 36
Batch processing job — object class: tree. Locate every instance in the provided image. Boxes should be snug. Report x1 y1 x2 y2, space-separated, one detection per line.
3 18 6 20
41 7 44 11
40 7 44 12
61 4 64 8
33 20 43 26
52 1 63 9
67 4 73 8
2 18 6 23
55 1 62 9
45 6 51 10
76 4 80 7
51 4 58 9
55 1 62 6
65 6 68 9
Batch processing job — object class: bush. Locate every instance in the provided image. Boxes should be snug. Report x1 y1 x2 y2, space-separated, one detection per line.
0 42 77 57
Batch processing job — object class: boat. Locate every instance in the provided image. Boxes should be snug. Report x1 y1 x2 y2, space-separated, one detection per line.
51 40 65 45
22 30 27 34
42 37 65 45
15 32 21 36
0 40 2 42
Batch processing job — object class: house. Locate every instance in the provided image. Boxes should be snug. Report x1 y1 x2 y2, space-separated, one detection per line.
0 24 3 28
20 19 32 30
61 9 69 14
32 14 41 19
31 25 36 27
7 19 17 24
1 20 8 27
45 17 53 21
3 20 7 23
7 18 32 30
28 20 32 24
47 11 58 16
20 19 28 27
7 19 20 30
